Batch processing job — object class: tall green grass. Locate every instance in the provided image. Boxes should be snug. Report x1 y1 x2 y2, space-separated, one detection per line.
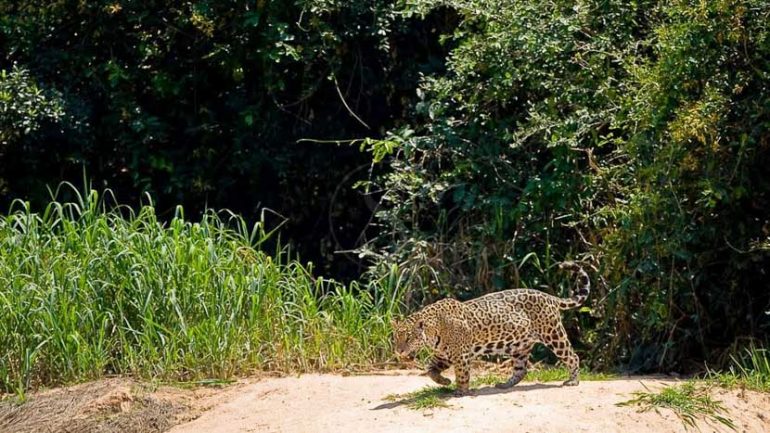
0 185 406 396
709 347 770 392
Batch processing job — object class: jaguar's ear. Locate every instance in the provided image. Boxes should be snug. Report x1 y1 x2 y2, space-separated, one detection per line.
416 319 427 339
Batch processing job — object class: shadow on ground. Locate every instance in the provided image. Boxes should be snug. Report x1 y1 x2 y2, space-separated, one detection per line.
372 383 562 410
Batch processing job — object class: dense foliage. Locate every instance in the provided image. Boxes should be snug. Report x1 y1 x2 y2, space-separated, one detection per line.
2 0 769 375
0 0 451 277
0 186 402 395
369 0 770 371
0 66 64 151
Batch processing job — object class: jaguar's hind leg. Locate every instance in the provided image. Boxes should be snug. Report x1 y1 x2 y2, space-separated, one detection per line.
544 324 580 386
495 335 537 389
425 355 452 386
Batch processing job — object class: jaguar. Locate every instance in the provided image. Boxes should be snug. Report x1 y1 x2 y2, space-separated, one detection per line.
392 261 590 395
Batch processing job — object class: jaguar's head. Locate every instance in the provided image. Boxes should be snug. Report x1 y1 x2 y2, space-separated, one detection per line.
391 315 428 360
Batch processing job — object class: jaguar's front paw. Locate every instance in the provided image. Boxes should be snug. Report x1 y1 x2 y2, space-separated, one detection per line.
427 371 452 386
562 379 579 386
434 376 452 386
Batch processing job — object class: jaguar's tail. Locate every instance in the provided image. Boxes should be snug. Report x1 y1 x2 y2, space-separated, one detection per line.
557 261 590 310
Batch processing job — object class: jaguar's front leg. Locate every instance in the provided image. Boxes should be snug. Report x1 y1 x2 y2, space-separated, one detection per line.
450 353 471 396
426 355 452 386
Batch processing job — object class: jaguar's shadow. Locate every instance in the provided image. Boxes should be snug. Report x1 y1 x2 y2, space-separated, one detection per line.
473 382 561 396
371 382 562 411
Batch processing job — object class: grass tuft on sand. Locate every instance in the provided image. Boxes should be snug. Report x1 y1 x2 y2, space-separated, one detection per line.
618 382 735 430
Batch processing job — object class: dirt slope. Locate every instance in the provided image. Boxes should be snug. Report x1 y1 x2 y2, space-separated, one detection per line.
0 378 230 433
168 371 770 433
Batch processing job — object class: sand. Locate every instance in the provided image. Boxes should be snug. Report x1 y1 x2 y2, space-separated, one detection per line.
167 371 770 433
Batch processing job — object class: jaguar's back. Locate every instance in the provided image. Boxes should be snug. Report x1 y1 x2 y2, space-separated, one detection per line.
464 289 566 341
